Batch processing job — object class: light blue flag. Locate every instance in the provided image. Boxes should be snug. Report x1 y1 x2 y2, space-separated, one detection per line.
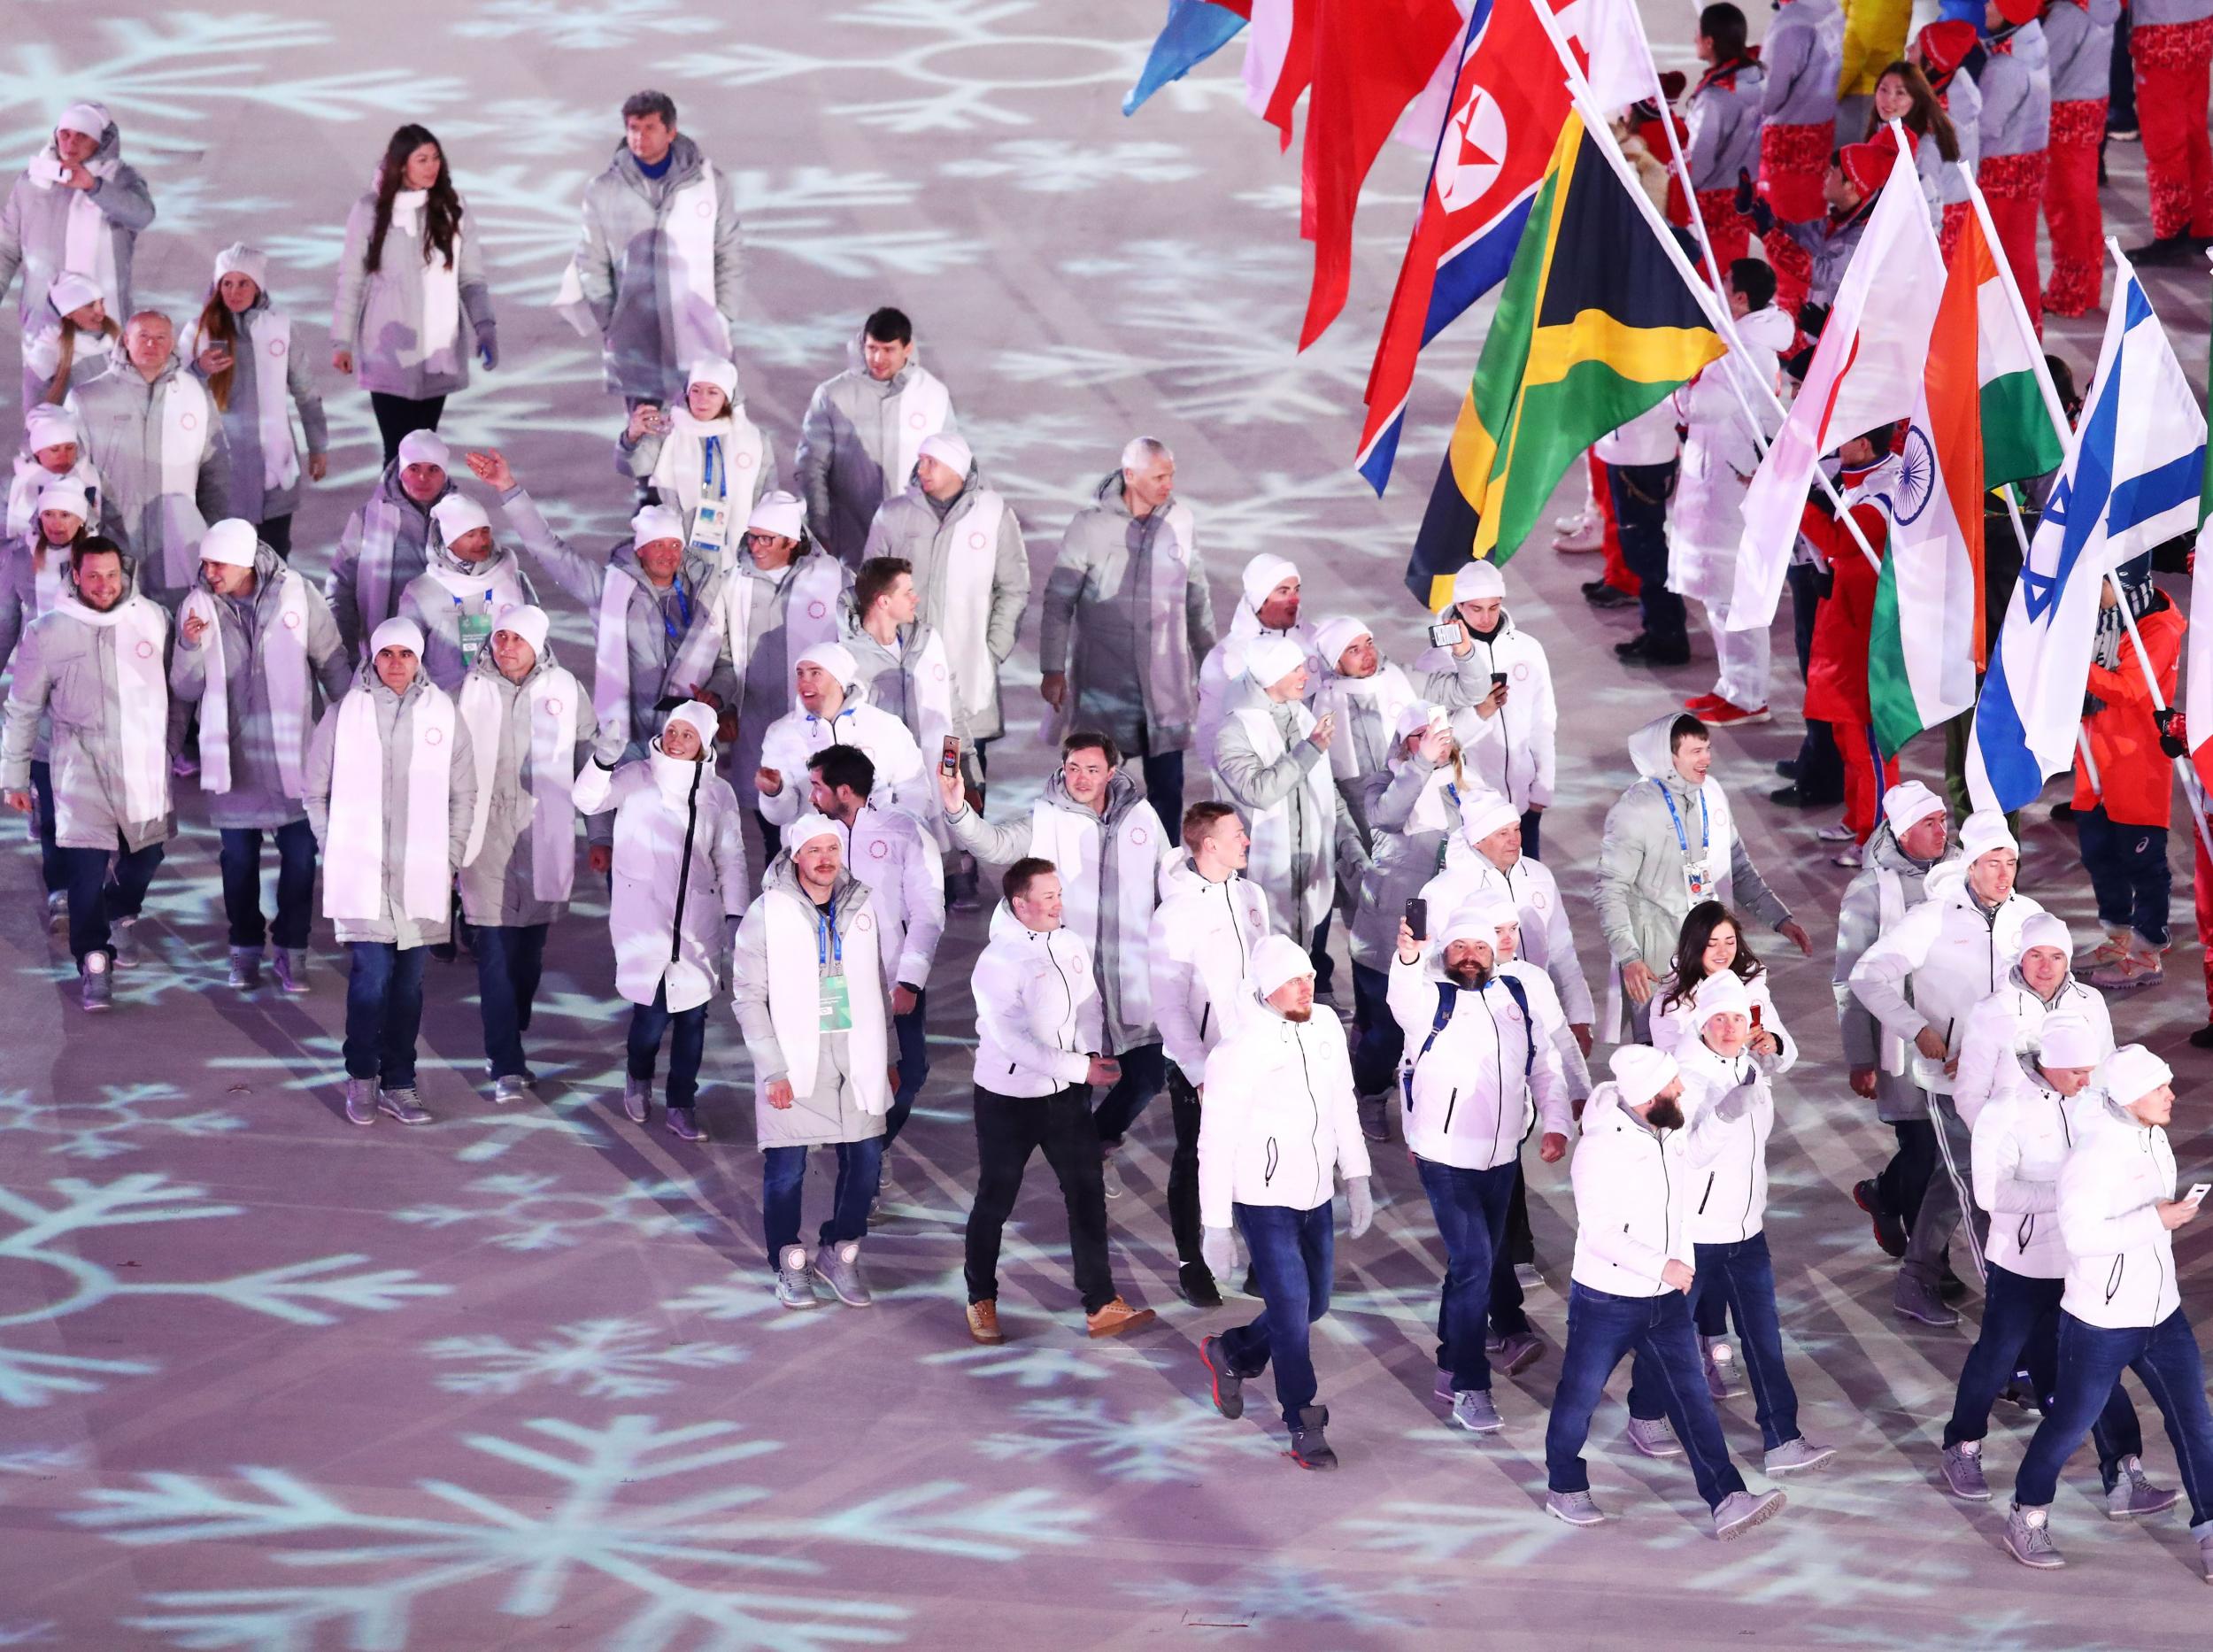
1123 0 1247 117
1968 255 2208 814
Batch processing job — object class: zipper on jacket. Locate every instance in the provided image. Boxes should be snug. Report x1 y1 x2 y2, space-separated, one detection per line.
1294 1031 1325 1208
1480 990 1507 1162
1442 1087 1460 1134
2106 1255 2124 1306
1697 1172 1715 1216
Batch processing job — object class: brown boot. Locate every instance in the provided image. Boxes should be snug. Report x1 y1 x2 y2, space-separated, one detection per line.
966 1300 1005 1346
1085 1296 1158 1339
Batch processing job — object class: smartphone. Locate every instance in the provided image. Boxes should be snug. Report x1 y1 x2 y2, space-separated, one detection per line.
1491 671 1509 690
2189 1184 2209 1205
1404 897 1428 942
940 735 960 776
1428 621 1461 649
1750 1003 1762 1029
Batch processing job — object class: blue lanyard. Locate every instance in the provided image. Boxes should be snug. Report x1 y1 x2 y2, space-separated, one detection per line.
659 575 692 645
1651 778 1709 859
701 434 722 500
816 898 842 969
451 588 491 614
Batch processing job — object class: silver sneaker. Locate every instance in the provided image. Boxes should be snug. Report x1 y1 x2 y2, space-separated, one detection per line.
1492 1331 1544 1376
2106 1455 2179 1520
375 1087 432 1125
1702 1335 1741 1399
1450 1389 1503 1433
110 916 142 970
227 946 262 991
1545 1488 1606 1527
1893 1271 1961 1327
1763 1437 1837 1475
812 1239 872 1308
79 952 112 1013
271 946 309 994
1939 1441 1992 1501
1100 1147 1125 1200
1712 1488 1786 1540
1626 1416 1684 1458
343 1077 376 1126
1514 1262 1542 1290
45 889 66 932
775 1246 818 1310
492 1074 536 1106
2004 1502 2064 1570
621 1077 651 1124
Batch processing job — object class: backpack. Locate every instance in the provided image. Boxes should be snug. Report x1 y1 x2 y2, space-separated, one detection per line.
1403 973 1536 1106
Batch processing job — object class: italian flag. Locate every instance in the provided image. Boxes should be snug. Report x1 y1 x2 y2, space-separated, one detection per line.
1869 205 2061 757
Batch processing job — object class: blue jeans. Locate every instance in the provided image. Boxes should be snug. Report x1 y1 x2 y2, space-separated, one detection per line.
1349 962 1402 1098
2016 1309 2213 1520
628 985 707 1108
1416 1156 1524 1393
885 989 929 1147
61 837 164 965
1946 1263 2140 1479
218 820 317 950
1519 808 1543 863
2077 805 2171 948
1091 1039 1166 1146
1629 1232 1801 1451
474 923 548 1080
1220 1200 1336 1426
343 941 427 1087
27 759 63 893
1140 750 1184 845
1546 1282 1748 1510
762 1137 883 1260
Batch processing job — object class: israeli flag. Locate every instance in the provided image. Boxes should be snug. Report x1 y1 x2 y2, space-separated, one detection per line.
1967 254 2207 814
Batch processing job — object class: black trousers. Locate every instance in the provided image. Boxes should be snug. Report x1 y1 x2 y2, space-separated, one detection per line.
370 392 446 467
964 1085 1115 1314
1167 1063 1206 1273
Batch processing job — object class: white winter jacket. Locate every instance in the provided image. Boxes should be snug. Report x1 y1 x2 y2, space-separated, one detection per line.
1972 1069 2080 1280
1415 612 1555 812
834 802 945 992
970 904 1102 1098
1952 968 2114 1130
1848 864 2045 1096
757 696 929 830
1423 847 1594 1025
1569 1081 1731 1297
1500 959 1592 1103
1199 996 1371 1228
1676 1034 1796 1246
2057 1094 2183 1330
1650 969 1793 1064
1386 948 1570 1170
1145 854 1273 1077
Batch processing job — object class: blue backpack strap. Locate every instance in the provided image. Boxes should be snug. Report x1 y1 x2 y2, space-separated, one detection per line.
1498 973 1535 1077
1403 981 1460 1108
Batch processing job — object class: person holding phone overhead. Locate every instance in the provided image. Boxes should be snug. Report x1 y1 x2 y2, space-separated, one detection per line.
1410 560 1557 860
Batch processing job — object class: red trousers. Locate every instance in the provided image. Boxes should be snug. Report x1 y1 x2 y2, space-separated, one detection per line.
1980 151 2048 336
1588 452 1639 594
1695 187 1753 280
1761 122 1831 320
2135 19 2213 239
1939 200 1970 263
2044 99 2107 315
1834 721 1901 844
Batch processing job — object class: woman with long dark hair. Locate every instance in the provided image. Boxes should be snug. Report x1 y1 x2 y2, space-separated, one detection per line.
1654 900 1781 1055
183 244 327 557
19 272 119 411
1867 58 1962 230
331 125 496 464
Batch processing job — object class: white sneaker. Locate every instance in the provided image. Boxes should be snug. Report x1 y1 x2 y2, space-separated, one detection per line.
1815 821 1857 843
1546 1488 1607 1525
1701 1336 1740 1400
1712 1488 1786 1540
1626 1416 1684 1458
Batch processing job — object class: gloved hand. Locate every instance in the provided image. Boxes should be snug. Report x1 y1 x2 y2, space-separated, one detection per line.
2155 706 2188 759
1201 1226 1236 1279
2083 691 2107 718
1746 196 1776 236
1732 166 1755 217
1346 1176 1375 1239
477 329 499 371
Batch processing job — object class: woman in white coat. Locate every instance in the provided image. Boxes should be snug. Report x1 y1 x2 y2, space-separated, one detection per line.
20 272 117 412
572 700 748 1142
619 357 776 552
184 244 328 557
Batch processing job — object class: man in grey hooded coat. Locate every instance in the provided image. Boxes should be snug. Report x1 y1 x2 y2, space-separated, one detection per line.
327 429 458 661
794 307 962 567
0 102 154 337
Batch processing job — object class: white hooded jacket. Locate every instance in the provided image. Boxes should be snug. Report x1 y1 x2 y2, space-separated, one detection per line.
1423 847 1594 1025
970 902 1102 1098
1675 1032 1796 1246
2057 1092 2182 1329
1416 610 1555 812
1952 966 2114 1130
1569 1081 1730 1297
757 691 929 831
1199 985 1371 1227
832 801 945 992
1971 1067 2080 1280
1386 944 1570 1171
1145 853 1274 1076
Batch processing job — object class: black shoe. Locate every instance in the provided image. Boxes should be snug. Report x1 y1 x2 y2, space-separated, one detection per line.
665 1105 706 1142
1615 632 1654 660
1199 1334 1244 1419
1180 1262 1223 1309
2124 233 2198 266
2189 1023 2213 1051
1242 1270 1261 1299
1770 784 1846 808
1853 1178 1908 1259
2049 801 2076 822
1585 584 1637 610
1580 578 1611 598
1643 640 1693 666
1775 759 1800 780
1288 1404 1338 1471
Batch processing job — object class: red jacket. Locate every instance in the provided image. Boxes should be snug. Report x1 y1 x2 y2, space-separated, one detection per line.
1797 484 1889 727
2071 597 2184 829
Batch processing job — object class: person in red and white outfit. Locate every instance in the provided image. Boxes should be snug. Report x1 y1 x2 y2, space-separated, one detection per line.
2040 0 2121 312
1756 0 1846 321
1685 4 1767 277
1912 21 1986 259
2124 0 2213 262
1971 0 2055 333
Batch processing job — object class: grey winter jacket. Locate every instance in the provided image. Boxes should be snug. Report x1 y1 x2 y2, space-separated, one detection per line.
1777 205 1870 307
0 533 62 759
2046 0 2121 102
733 855 891 1149
0 586 173 852
1685 61 1768 190
0 117 154 333
328 463 457 660
189 297 328 524
1214 695 1331 932
1832 822 1948 1124
795 345 960 567
332 188 495 400
303 665 476 948
1760 0 1845 125
2135 0 2213 27
1974 27 2053 158
1349 753 1452 971
396 536 539 693
570 136 742 402
456 647 598 930
167 544 351 830
68 359 231 604
1038 472 1216 757
860 471 1028 740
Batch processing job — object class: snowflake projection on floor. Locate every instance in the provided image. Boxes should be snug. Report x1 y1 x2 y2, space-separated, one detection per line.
390 1171 722 1253
1811 1610 2135 1652
426 1316 747 1399
659 1273 843 1332
0 1083 245 1162
918 1343 1122 1389
69 1413 1093 1651
0 1622 56 1647
939 139 1199 196
455 0 717 50
977 1396 1278 1484
1338 1496 1578 1570
0 1174 446 1408
1136 1559 1425 1631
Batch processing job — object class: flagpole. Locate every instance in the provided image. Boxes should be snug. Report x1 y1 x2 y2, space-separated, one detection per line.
1527 2 1885 575
1961 166 2073 440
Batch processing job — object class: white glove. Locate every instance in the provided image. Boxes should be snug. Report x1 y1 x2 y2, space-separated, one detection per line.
1201 1225 1236 1279
1346 1176 1375 1239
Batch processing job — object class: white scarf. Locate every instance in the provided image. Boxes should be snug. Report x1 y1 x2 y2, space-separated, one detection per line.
1229 701 1336 932
763 877 890 1108
593 563 652 752
937 488 1004 720
324 682 456 924
58 591 167 822
648 406 765 565
1028 796 1158 1026
353 492 421 647
153 375 213 591
181 569 311 799
420 552 528 614
181 310 299 494
705 552 844 694
389 189 460 357
7 456 96 540
460 663 581 904
890 369 951 499
664 164 731 369
29 148 120 313
1318 662 1418 781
